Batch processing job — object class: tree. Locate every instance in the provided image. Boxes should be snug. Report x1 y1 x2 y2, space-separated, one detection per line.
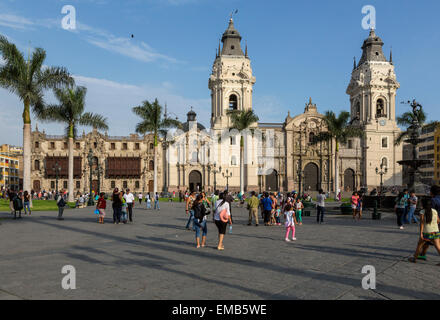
132 99 181 194
0 35 73 192
227 109 259 194
395 108 439 145
311 111 364 199
38 86 108 202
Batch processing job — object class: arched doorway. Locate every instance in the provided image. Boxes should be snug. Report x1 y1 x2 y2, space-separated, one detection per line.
189 170 202 192
265 169 278 192
344 169 355 192
304 163 319 191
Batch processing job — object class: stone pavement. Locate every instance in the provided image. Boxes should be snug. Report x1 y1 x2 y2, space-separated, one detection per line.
0 202 439 300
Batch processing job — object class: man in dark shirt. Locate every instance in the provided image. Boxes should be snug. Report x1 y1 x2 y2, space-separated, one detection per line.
261 192 273 226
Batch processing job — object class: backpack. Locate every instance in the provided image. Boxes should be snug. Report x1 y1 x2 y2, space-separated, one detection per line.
13 196 23 211
193 203 206 221
57 197 66 208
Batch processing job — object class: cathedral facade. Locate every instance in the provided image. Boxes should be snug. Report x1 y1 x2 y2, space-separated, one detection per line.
29 19 402 195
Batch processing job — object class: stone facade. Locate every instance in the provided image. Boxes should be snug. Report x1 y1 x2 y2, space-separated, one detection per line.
30 21 404 195
30 128 161 194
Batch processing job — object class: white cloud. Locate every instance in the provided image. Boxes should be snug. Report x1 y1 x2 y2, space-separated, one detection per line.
0 13 34 30
0 75 210 145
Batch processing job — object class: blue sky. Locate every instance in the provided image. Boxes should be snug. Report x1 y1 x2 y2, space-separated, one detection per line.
0 0 439 145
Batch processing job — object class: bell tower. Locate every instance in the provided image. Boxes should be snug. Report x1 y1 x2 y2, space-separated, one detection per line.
209 18 256 130
346 29 402 188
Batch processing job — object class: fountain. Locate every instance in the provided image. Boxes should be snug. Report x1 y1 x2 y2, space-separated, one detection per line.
397 100 433 194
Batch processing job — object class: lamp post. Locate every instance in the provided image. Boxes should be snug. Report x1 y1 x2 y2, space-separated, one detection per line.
212 163 222 191
222 168 233 191
96 165 103 195
87 149 94 206
258 163 264 194
375 163 388 196
52 161 61 197
297 168 304 197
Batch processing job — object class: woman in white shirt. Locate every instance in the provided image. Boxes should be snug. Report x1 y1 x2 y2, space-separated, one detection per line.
214 191 232 251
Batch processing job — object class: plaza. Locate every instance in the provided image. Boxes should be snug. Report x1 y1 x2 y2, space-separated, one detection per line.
0 202 439 300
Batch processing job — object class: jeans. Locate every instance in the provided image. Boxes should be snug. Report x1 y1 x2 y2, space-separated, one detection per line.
127 203 133 221
24 202 31 214
296 210 302 223
317 206 325 223
113 206 122 223
407 206 419 223
402 206 409 224
194 219 207 239
154 200 160 210
396 208 404 227
58 206 64 219
186 210 195 229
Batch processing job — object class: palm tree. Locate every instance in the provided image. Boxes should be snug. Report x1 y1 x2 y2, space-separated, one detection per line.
227 109 259 194
132 99 181 194
311 111 364 199
39 86 108 202
395 108 439 145
0 35 73 193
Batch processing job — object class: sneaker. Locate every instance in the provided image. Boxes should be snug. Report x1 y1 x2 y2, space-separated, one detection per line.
256 224 258 227
285 238 291 242
399 226 404 230
292 238 297 241
417 255 427 261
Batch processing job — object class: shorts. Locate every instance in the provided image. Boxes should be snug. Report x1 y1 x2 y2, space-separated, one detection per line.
352 204 357 210
215 220 228 235
423 232 440 241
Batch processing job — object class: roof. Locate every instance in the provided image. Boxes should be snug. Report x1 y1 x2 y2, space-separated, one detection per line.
357 29 388 67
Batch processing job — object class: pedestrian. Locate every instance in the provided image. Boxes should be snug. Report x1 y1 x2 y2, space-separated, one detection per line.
261 192 273 226
154 192 160 210
23 190 31 216
96 192 106 224
402 189 410 224
275 204 282 226
357 192 364 220
225 191 234 223
351 192 360 220
56 190 66 221
112 188 123 224
193 194 208 248
407 191 419 224
185 191 196 230
121 192 128 224
284 204 297 242
8 189 15 215
124 189 135 222
395 192 406 230
408 198 440 265
247 191 259 226
146 194 152 209
316 189 326 224
12 191 23 220
214 191 232 251
418 185 440 260
211 190 219 215
138 192 143 205
295 197 304 225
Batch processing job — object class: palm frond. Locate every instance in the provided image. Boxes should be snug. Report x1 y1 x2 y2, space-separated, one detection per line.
79 112 109 130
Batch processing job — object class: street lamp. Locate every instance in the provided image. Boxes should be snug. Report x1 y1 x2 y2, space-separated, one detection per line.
87 149 95 206
222 168 233 191
258 163 264 194
297 168 304 197
52 162 61 196
375 163 388 196
212 163 222 191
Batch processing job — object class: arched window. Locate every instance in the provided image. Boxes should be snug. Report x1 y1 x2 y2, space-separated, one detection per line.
231 155 237 166
376 98 386 118
149 143 154 150
149 160 154 171
381 157 388 168
34 160 40 171
309 132 315 144
229 94 238 110
355 101 361 116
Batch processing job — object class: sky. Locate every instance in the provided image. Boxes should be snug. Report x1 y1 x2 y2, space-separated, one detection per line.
0 0 439 146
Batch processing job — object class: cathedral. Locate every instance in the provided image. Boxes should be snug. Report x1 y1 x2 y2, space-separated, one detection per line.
29 18 403 195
